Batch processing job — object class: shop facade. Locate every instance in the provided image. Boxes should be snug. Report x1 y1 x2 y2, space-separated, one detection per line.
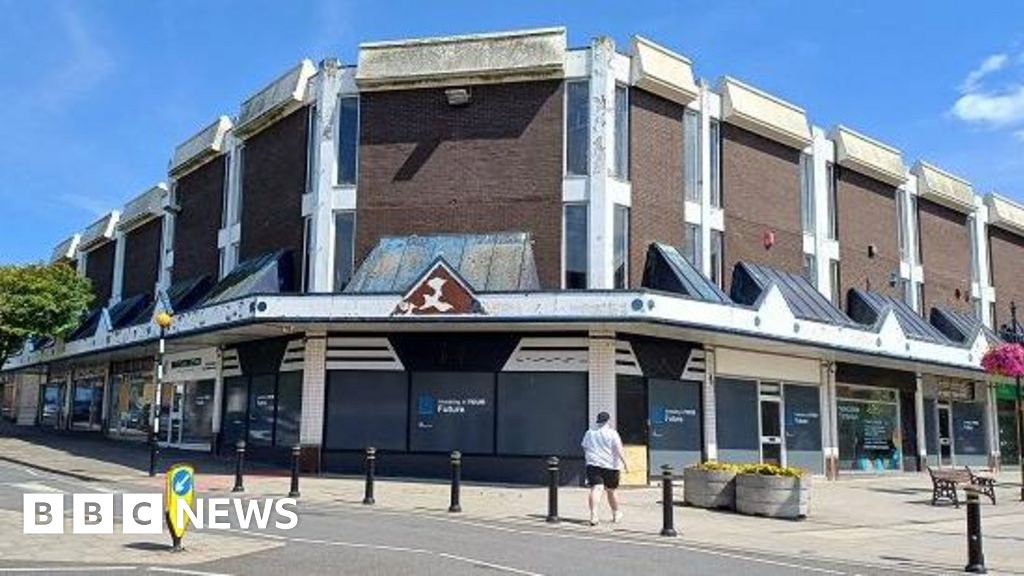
107 358 155 440
159 347 220 450
921 375 991 469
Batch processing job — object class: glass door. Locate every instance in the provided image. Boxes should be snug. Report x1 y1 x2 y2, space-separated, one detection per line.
938 404 953 467
760 383 784 466
165 383 185 446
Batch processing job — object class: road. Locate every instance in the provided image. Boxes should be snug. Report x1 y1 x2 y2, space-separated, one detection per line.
0 459 945 576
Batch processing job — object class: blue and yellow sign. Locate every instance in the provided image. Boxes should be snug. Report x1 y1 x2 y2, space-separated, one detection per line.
165 464 195 541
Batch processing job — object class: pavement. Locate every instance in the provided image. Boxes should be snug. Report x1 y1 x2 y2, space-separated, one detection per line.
1 423 1024 575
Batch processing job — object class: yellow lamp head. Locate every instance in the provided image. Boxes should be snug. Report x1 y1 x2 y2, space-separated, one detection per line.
154 311 173 329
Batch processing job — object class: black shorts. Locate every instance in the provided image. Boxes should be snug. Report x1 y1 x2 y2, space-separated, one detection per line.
586 465 620 489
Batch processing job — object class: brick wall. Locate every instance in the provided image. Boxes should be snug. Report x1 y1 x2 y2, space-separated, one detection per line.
988 226 1024 326
720 123 803 293
239 107 309 289
172 155 225 283
628 88 685 288
836 167 901 300
357 81 564 288
121 217 162 300
917 198 972 313
84 241 115 305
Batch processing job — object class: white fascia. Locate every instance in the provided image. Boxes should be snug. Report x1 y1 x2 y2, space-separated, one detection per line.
810 126 837 298
587 37 618 289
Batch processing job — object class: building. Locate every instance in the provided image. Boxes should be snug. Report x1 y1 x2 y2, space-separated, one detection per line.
2 27 1020 483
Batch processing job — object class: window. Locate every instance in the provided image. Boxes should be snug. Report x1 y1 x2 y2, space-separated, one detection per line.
896 189 908 259
969 215 980 282
709 119 722 208
566 81 589 176
165 184 176 255
301 216 313 292
334 211 355 291
825 162 837 240
684 223 700 266
220 152 232 229
306 105 318 194
218 243 239 279
916 283 926 315
684 109 701 202
803 254 817 286
613 84 629 180
709 229 724 288
989 302 997 329
800 153 815 233
338 96 359 185
563 204 588 288
912 195 922 262
613 205 629 289
829 259 841 307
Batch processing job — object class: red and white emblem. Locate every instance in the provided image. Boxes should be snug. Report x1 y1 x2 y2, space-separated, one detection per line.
393 259 483 316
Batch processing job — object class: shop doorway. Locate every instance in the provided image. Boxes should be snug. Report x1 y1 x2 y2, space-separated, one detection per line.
616 375 648 485
937 403 953 467
163 380 215 450
70 379 103 431
759 384 784 466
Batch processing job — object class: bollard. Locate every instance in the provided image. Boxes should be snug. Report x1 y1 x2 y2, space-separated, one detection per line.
232 440 246 493
288 445 301 498
449 450 462 513
545 456 559 523
363 447 377 505
964 488 987 573
147 432 159 477
660 464 677 537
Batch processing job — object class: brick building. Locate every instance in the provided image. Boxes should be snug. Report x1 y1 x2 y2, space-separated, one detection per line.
3 27 1021 482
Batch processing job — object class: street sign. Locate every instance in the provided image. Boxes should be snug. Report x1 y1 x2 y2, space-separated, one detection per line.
164 463 195 550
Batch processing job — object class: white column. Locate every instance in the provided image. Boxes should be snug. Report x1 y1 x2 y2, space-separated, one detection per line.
587 331 616 425
299 332 327 447
811 128 837 298
973 199 996 327
827 363 840 478
698 83 713 275
587 37 616 289
158 181 176 293
915 373 927 470
818 361 833 476
110 231 125 306
984 382 999 468
211 348 224 436
702 348 718 461
307 60 343 292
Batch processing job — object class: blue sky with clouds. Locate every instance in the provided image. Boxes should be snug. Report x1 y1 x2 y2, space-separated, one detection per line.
1 0 1022 264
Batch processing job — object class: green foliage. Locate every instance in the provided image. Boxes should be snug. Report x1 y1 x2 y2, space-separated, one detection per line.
0 263 93 365
689 461 805 477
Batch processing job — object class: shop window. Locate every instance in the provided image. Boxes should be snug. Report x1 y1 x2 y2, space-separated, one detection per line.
337 96 359 186
334 211 356 291
613 205 629 288
247 374 277 447
497 372 587 457
109 371 154 438
715 378 760 463
274 372 303 448
563 203 588 289
836 384 902 472
325 371 408 451
565 80 589 176
410 372 495 454
684 109 701 202
613 84 629 180
616 375 647 446
221 376 248 448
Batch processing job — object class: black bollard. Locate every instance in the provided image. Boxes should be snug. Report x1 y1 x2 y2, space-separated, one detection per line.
660 464 677 537
232 440 246 493
546 456 559 523
449 450 462 513
148 431 159 477
964 488 987 573
288 445 301 498
363 447 377 505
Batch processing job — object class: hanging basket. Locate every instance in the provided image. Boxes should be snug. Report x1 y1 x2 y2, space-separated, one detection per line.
981 343 1024 378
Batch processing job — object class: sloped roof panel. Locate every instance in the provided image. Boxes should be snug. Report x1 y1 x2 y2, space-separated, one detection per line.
848 289 950 344
641 243 730 303
731 262 853 326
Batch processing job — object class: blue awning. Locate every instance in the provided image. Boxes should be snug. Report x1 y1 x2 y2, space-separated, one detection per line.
345 232 540 294
641 243 730 304
731 262 855 326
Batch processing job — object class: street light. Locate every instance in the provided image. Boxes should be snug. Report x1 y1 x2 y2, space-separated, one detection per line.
149 311 173 477
998 301 1024 502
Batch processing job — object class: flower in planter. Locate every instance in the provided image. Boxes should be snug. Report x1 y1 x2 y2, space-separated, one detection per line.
981 343 1024 377
737 463 805 477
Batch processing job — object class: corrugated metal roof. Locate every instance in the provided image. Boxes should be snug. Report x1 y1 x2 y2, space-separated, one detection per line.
345 232 540 294
641 243 730 303
108 294 150 329
731 262 854 326
847 289 950 344
930 307 999 345
205 250 292 305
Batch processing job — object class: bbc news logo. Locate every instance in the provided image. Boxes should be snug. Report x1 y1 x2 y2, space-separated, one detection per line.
23 493 298 534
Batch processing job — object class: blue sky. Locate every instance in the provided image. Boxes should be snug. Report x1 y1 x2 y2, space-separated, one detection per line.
1 1 1022 264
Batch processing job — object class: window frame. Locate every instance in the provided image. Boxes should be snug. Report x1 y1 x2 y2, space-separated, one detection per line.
562 203 589 289
825 162 838 240
709 119 722 208
613 204 630 289
337 95 360 186
333 210 356 292
799 153 815 234
565 80 590 177
612 83 630 180
684 109 702 203
709 229 724 288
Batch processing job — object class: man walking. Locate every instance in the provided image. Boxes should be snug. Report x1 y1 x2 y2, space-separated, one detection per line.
581 411 628 526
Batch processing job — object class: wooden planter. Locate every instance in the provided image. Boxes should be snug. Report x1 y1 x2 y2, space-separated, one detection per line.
683 468 737 510
735 473 811 519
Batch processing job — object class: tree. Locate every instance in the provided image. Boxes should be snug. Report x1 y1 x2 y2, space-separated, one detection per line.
0 263 93 367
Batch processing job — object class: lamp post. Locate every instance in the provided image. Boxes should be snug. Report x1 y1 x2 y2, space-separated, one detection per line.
149 311 173 477
999 301 1024 502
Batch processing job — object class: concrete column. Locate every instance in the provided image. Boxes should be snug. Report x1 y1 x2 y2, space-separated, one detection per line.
587 331 617 425
915 373 927 471
984 382 999 470
299 332 327 472
825 363 840 479
702 348 718 461
210 348 224 453
587 37 616 289
158 181 176 293
308 59 343 293
110 232 125 306
698 83 712 276
818 362 833 478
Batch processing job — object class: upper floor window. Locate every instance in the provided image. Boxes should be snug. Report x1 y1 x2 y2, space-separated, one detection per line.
709 229 724 288
684 223 700 266
613 84 629 180
613 205 629 289
306 105 319 194
825 162 837 240
563 203 588 289
968 214 980 282
803 253 817 286
799 153 815 233
896 189 908 260
684 109 701 202
912 195 923 262
709 119 722 208
301 216 313 292
829 259 841 307
220 152 233 229
566 80 589 176
338 96 359 186
334 211 356 291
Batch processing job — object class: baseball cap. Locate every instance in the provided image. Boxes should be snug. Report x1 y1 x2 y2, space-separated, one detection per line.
596 411 610 424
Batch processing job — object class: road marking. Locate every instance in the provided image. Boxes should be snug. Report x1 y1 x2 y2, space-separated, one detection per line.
9 482 62 493
0 568 136 573
148 567 234 576
438 553 545 576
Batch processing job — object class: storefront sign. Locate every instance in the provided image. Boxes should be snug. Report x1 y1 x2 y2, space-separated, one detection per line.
164 348 218 383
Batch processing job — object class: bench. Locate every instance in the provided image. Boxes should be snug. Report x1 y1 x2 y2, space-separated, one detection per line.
927 466 996 507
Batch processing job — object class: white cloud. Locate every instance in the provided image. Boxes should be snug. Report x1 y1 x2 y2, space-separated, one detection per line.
960 53 1008 93
37 5 115 112
952 85 1024 127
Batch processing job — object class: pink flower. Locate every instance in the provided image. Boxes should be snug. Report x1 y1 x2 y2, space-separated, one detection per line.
982 343 1024 377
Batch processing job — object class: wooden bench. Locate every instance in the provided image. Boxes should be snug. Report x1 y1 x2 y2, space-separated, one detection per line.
927 466 996 507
